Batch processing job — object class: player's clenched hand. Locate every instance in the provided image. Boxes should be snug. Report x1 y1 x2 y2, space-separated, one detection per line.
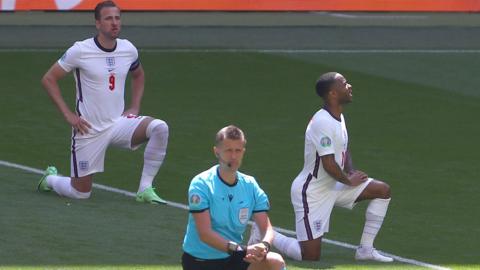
348 170 368 186
243 244 267 263
65 111 91 135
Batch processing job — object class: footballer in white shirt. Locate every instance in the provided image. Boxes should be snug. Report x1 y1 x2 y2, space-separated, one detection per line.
39 1 169 205
249 72 394 263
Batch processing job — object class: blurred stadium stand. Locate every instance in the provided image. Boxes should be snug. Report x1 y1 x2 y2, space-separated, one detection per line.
1 11 480 49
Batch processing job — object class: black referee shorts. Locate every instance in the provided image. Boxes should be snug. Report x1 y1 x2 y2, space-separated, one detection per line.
182 252 250 270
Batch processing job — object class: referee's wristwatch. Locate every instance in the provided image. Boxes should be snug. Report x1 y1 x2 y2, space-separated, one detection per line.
261 241 271 253
227 241 240 255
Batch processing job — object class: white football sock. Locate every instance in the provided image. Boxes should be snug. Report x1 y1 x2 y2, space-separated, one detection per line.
138 119 169 193
273 231 302 261
360 198 391 248
47 175 91 199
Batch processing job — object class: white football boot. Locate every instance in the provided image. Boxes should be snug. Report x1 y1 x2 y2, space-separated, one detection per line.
355 246 394 262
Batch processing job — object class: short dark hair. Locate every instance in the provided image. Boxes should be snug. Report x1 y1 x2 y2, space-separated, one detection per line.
315 72 338 98
94 1 118 20
215 125 246 146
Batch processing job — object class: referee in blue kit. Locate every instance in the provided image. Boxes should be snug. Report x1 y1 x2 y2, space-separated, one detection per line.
181 125 286 270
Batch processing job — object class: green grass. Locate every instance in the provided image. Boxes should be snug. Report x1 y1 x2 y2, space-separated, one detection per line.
0 166 186 266
0 165 438 270
0 50 479 269
0 165 426 270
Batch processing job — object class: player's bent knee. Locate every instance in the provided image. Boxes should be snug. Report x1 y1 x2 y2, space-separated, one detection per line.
302 252 321 261
380 182 391 199
71 176 93 193
301 247 321 261
147 119 169 138
69 184 91 199
300 239 322 261
266 252 286 270
73 190 91 199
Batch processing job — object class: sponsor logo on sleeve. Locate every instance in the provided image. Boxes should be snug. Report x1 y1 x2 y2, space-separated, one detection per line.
190 194 201 206
320 136 332 147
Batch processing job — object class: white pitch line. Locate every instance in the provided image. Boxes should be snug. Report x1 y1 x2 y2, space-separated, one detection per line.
0 160 190 211
0 159 450 270
1 48 480 54
328 12 429 20
145 49 480 54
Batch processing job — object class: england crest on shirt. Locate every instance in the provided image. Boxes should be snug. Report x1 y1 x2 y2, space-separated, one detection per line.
106 57 115 67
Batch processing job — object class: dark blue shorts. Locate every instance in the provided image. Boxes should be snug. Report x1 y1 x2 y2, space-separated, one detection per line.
182 252 250 270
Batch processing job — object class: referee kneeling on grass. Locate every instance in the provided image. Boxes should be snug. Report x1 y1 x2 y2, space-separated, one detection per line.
181 125 286 270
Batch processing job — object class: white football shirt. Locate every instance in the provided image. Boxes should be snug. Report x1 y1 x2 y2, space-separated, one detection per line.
58 37 140 136
297 108 348 183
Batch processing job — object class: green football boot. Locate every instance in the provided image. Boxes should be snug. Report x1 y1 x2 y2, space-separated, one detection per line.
37 166 57 192
136 187 167 204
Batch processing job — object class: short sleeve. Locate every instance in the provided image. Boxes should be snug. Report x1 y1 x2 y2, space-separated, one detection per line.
57 42 82 72
125 40 140 71
188 178 210 213
252 179 270 213
129 58 140 71
308 119 335 157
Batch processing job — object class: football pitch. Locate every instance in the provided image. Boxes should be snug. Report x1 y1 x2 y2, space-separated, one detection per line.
1 37 479 269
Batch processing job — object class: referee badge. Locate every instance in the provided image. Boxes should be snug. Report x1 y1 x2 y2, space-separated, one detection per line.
320 136 332 147
190 194 201 206
239 208 249 224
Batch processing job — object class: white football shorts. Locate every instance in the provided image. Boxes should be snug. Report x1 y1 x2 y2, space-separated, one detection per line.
70 115 146 177
291 175 372 241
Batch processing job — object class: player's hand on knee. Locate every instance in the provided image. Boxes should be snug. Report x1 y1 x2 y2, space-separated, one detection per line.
354 170 368 180
122 108 139 117
243 252 265 263
348 170 368 186
244 243 267 262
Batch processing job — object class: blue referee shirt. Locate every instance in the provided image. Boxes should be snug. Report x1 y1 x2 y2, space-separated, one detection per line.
182 165 270 259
